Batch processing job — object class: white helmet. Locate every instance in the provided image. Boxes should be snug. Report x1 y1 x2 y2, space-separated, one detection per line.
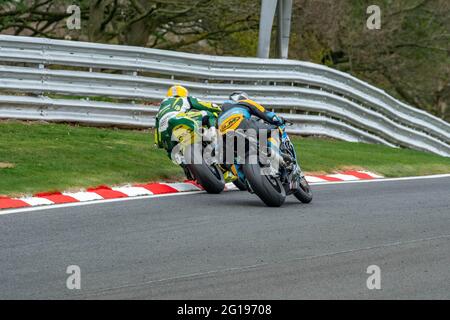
229 91 249 102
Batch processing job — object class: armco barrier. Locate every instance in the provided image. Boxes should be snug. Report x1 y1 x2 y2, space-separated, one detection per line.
0 35 449 156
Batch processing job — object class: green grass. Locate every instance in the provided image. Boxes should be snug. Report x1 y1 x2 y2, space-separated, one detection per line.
295 137 450 177
1 121 449 196
0 121 184 196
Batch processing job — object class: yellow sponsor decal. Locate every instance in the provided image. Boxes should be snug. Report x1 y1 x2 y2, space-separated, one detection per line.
219 114 244 134
172 124 197 145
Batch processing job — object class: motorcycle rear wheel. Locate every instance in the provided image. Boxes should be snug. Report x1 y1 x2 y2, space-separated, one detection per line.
184 143 225 194
242 163 286 207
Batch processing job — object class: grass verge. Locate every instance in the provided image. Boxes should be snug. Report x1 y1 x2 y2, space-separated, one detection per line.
1 121 450 196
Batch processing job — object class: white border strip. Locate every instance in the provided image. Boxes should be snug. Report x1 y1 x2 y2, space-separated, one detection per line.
21 197 54 206
111 186 153 197
63 191 104 202
324 173 360 181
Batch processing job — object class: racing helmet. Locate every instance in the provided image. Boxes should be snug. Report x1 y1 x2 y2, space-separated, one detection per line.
229 91 249 102
167 85 189 98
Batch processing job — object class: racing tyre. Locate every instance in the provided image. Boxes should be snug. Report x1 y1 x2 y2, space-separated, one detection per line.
232 179 247 191
185 144 225 194
242 162 286 207
293 175 313 203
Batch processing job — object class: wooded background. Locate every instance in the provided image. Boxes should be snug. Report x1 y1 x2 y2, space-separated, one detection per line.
1 0 449 122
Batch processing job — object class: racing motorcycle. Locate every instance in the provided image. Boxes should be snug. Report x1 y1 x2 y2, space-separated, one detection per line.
168 110 225 194
217 110 312 207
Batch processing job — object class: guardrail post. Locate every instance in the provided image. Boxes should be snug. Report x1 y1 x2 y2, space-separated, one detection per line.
257 0 278 58
276 0 293 59
258 0 292 59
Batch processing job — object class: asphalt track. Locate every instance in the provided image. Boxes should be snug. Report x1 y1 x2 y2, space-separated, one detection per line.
0 176 449 299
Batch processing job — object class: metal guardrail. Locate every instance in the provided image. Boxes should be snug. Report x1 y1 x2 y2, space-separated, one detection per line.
0 95 392 146
0 35 449 156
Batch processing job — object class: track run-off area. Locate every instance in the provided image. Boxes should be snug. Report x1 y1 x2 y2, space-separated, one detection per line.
0 175 449 299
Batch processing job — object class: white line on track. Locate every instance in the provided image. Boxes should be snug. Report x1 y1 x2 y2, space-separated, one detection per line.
0 173 449 216
311 173 450 185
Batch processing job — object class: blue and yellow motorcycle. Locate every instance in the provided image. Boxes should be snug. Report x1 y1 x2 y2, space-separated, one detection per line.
218 108 312 207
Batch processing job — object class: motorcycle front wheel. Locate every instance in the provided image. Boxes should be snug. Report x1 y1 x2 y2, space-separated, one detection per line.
293 175 313 203
232 178 247 191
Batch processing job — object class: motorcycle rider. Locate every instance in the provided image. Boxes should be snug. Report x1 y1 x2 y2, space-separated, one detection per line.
154 85 221 157
218 91 288 183
220 91 285 127
219 92 312 205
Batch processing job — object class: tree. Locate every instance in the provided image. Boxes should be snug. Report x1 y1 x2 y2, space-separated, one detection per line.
0 0 71 37
0 0 260 52
289 0 450 121
1 0 448 121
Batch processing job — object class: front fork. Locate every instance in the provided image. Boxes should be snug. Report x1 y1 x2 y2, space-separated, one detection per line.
277 134 307 191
